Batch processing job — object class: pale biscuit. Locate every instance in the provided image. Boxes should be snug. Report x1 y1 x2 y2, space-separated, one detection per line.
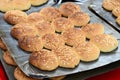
18 35 43 52
0 0 14 12
29 49 59 71
12 0 31 11
50 76 66 80
30 0 48 6
4 10 27 24
0 0 31 12
62 28 86 47
51 17 74 32
54 46 80 68
74 42 100 62
35 21 55 36
11 22 39 39
82 23 104 39
68 12 90 27
90 34 118 52
14 67 41 80
116 16 120 25
112 7 120 17
40 7 61 22
0 38 7 50
27 12 46 25
102 0 120 11
59 2 81 17
3 51 17 66
42 33 65 50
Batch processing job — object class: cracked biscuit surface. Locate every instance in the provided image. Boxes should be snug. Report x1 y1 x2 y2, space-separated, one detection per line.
29 49 59 71
90 34 118 52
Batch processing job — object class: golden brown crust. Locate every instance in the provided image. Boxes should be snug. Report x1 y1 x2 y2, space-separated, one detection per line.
35 21 55 36
40 7 61 22
68 12 90 26
116 16 120 25
102 0 120 11
0 0 14 12
82 23 104 39
42 33 65 50
18 35 43 52
29 49 59 71
27 12 46 25
3 51 17 66
14 67 41 80
54 46 80 68
11 22 39 39
12 0 31 11
50 76 66 80
0 38 7 50
51 17 74 32
112 7 120 17
4 10 28 24
30 0 48 6
59 2 81 17
90 34 118 52
62 28 86 47
0 0 49 12
75 42 100 62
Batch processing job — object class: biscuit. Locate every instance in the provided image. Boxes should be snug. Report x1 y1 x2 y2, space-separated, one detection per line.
30 0 48 6
42 33 65 50
54 46 80 68
51 17 74 32
4 10 28 24
59 2 81 17
112 7 120 17
0 38 7 50
116 16 120 25
68 12 90 27
11 22 39 39
29 49 59 71
35 21 55 36
90 34 118 52
50 76 66 80
74 42 100 62
3 51 17 66
12 0 31 11
62 28 86 47
27 12 46 25
81 23 104 39
102 0 120 11
0 0 14 12
18 35 43 52
40 7 61 22
14 67 41 80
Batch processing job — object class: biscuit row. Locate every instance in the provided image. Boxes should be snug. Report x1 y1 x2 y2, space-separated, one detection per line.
0 40 65 80
3 2 119 71
0 0 48 12
102 0 120 25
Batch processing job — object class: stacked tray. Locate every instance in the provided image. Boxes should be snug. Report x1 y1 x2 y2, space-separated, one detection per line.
0 0 120 80
89 0 120 31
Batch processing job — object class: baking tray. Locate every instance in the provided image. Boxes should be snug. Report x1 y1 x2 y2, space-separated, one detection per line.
1 48 120 80
89 0 120 31
1 0 120 79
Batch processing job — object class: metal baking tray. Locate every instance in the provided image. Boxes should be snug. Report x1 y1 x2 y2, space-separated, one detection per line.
89 0 120 31
1 49 120 80
1 1 120 79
